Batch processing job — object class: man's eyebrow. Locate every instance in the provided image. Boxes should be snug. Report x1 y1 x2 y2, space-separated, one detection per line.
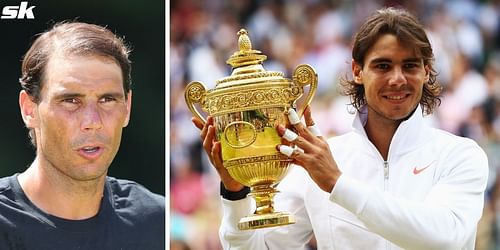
99 92 126 100
54 93 85 100
368 57 423 64
53 92 126 100
368 58 392 64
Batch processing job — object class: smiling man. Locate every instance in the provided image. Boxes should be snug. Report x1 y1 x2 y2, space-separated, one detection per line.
0 22 164 249
194 7 489 250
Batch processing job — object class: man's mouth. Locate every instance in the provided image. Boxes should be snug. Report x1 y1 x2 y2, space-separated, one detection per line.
385 94 407 100
82 146 100 153
77 145 104 160
383 92 410 102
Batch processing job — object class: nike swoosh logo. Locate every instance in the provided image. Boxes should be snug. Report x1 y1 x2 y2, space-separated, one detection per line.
413 161 435 175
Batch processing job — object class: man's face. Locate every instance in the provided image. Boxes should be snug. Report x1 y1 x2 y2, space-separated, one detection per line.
31 54 131 181
353 34 429 122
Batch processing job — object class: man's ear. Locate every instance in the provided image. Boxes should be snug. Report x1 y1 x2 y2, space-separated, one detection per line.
19 90 38 128
123 90 132 127
352 59 363 84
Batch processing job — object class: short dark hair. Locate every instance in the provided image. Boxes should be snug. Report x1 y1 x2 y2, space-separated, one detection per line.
19 21 132 146
340 7 442 115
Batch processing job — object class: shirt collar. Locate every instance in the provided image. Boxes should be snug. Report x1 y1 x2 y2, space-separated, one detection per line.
352 105 428 158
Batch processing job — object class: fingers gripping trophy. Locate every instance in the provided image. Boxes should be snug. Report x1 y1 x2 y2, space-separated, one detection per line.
185 29 317 230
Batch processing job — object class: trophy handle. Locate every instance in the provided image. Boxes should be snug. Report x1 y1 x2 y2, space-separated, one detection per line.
184 81 208 124
292 64 318 117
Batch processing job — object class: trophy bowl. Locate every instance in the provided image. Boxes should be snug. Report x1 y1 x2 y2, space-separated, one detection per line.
185 29 317 230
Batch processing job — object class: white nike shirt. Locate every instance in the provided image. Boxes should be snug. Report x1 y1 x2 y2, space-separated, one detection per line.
219 105 488 250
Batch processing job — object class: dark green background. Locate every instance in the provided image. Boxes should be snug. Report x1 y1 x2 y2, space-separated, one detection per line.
0 1 165 195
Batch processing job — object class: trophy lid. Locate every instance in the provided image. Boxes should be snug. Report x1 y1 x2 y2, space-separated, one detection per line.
215 29 286 89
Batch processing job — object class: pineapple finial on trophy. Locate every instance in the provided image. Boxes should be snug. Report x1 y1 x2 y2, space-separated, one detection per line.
237 29 252 51
226 28 266 70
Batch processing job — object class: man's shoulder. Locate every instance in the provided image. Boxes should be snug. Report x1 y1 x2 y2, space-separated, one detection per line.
106 176 165 210
0 174 32 227
105 177 164 229
0 174 17 198
429 127 483 150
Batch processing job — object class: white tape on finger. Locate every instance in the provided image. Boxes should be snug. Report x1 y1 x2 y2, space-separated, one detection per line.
283 129 298 142
308 124 322 137
279 145 294 157
288 109 300 125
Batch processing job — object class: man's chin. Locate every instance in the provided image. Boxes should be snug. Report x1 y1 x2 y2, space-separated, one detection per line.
66 166 109 182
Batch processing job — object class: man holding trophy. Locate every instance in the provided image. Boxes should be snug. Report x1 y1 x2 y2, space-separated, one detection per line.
190 7 488 250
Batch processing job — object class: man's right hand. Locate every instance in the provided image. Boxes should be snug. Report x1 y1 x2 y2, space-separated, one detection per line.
192 116 244 192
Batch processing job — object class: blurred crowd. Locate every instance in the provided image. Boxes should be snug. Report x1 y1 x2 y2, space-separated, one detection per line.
170 0 500 249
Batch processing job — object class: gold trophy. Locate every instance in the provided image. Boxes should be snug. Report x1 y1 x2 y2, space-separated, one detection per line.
185 29 317 230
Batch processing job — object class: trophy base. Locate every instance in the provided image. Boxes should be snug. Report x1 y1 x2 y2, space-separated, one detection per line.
238 212 295 230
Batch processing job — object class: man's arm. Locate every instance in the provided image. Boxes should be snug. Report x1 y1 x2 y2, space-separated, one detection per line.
331 141 488 250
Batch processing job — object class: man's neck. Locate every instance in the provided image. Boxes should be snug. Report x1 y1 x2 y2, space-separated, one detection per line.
17 158 106 220
364 110 402 161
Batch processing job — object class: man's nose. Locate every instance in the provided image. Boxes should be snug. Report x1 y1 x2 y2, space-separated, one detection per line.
81 104 103 131
388 67 407 86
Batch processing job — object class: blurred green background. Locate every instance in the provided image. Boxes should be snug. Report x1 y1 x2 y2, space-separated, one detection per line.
0 0 165 195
